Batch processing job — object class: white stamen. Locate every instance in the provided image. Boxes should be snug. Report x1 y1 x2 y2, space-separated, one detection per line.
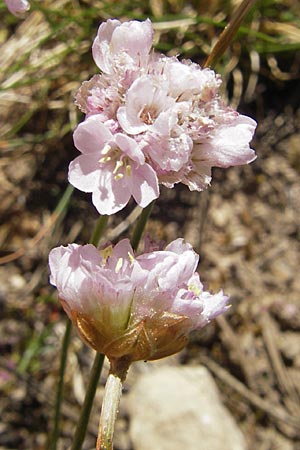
128 252 135 263
102 143 112 155
115 257 123 273
113 160 124 174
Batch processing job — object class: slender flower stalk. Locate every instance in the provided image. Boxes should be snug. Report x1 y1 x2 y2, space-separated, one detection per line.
71 353 105 450
130 201 154 251
90 215 109 246
96 358 130 450
96 373 122 450
204 0 258 68
49 319 72 450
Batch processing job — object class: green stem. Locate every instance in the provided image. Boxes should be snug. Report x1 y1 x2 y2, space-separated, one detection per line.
90 215 109 246
54 184 74 219
204 0 258 68
49 318 72 450
71 353 105 450
131 201 154 251
48 186 74 450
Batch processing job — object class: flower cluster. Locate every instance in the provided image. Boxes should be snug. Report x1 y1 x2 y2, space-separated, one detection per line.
70 18 257 215
49 239 228 362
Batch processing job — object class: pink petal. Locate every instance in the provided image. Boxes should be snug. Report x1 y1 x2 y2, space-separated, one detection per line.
92 19 153 73
91 172 131 215
68 155 100 193
195 115 257 168
73 115 112 154
130 164 159 207
110 19 153 59
117 76 175 135
115 133 145 165
92 19 121 72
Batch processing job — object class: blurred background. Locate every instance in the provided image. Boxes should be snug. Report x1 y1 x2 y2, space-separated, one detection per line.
1 0 300 448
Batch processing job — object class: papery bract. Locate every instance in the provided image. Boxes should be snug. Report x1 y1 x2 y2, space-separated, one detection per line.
49 239 229 362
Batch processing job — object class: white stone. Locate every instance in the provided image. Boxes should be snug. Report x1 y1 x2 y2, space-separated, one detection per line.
127 365 246 450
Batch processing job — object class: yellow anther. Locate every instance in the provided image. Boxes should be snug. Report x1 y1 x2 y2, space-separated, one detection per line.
99 156 111 163
114 173 124 180
100 245 113 265
126 164 132 176
188 283 201 296
128 252 135 263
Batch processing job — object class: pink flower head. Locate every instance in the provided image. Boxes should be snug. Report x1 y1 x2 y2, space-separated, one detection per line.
68 114 159 215
49 238 229 361
5 0 29 16
72 18 257 213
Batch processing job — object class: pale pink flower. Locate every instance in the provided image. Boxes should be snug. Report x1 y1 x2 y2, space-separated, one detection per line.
117 75 193 172
117 75 176 135
72 18 257 209
49 240 145 335
182 114 257 190
92 19 153 75
49 238 229 361
151 56 222 102
68 114 159 215
135 239 228 329
5 0 29 16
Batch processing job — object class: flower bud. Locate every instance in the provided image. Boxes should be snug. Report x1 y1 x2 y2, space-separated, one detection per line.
5 0 29 16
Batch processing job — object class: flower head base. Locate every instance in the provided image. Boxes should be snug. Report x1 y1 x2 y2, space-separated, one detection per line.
70 18 257 215
49 239 228 362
